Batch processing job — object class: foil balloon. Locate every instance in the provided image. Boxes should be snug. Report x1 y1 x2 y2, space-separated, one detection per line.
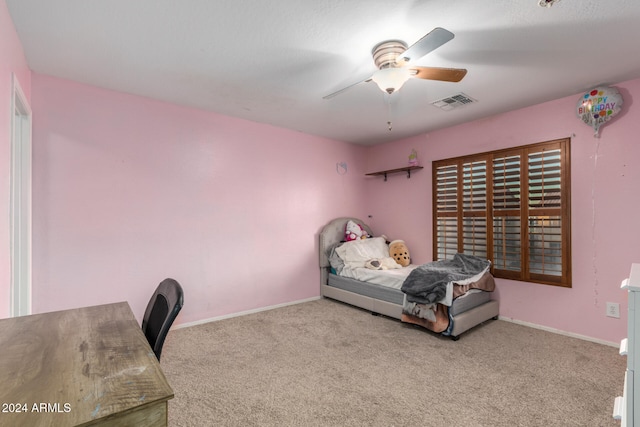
576 86 623 137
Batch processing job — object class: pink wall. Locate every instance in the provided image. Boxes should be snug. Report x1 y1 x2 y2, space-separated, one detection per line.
5 0 638 343
365 78 640 343
31 74 368 324
0 0 31 318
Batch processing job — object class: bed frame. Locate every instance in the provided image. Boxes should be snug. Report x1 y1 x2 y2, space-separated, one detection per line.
319 217 499 339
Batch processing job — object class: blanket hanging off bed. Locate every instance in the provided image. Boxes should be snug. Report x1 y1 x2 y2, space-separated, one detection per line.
401 253 490 305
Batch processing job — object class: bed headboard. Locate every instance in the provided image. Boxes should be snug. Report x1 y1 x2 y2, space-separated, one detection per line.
319 217 373 268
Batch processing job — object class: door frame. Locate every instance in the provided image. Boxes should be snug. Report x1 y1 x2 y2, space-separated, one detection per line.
10 73 33 317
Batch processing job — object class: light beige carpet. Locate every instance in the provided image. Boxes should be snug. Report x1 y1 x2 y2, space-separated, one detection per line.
161 298 625 426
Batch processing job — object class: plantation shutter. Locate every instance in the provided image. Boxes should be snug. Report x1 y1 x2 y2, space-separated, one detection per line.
526 143 568 284
492 151 522 278
432 138 571 287
434 163 458 260
462 159 488 258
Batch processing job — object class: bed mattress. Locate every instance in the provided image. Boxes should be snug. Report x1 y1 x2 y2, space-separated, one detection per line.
328 272 404 305
327 272 491 316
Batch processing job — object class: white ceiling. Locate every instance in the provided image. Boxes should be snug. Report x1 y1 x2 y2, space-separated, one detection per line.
6 0 640 145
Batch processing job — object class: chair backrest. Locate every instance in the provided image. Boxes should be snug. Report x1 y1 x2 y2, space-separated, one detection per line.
141 278 184 361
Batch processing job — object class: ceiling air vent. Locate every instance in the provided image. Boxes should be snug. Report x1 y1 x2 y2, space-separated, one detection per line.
431 93 477 111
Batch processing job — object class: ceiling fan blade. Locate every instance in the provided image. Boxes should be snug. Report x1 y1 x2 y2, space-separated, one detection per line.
323 76 373 99
410 66 467 82
397 27 455 65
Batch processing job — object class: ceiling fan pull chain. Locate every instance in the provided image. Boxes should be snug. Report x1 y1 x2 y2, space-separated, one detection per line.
386 94 393 131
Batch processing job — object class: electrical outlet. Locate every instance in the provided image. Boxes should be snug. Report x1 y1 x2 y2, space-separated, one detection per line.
606 302 620 318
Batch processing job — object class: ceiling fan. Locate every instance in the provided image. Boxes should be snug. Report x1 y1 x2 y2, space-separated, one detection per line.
323 27 467 99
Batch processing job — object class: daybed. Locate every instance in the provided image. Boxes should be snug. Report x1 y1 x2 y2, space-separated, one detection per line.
319 217 499 340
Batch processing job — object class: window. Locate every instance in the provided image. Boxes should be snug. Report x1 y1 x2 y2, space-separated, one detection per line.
433 138 571 287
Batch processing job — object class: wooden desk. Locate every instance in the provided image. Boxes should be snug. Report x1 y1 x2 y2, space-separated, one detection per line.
0 302 174 426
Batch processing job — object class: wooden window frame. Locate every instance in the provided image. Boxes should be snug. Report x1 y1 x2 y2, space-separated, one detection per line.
432 138 571 287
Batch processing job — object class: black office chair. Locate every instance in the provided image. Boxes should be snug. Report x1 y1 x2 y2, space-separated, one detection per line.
142 278 184 361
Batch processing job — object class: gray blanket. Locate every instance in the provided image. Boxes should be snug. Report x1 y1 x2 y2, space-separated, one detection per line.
401 253 490 304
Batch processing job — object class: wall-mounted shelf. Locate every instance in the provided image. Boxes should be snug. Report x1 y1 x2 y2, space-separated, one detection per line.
365 166 424 181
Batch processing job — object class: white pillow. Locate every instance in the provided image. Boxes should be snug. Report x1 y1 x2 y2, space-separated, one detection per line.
335 237 389 269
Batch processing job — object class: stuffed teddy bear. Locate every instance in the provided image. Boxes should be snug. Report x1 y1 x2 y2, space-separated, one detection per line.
389 240 411 267
364 257 402 270
345 220 370 241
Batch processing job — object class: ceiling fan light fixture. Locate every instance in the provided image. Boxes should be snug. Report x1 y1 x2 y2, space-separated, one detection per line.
372 67 411 95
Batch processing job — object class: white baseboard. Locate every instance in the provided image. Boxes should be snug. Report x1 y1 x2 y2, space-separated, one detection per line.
175 300 619 348
174 296 322 329
498 316 618 347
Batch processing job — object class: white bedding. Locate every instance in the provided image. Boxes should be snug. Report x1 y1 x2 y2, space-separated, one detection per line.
339 265 454 306
334 237 412 288
334 237 454 305
334 237 392 268
339 264 416 289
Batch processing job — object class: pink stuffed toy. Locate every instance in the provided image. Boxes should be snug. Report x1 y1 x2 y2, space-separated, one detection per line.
345 220 369 241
